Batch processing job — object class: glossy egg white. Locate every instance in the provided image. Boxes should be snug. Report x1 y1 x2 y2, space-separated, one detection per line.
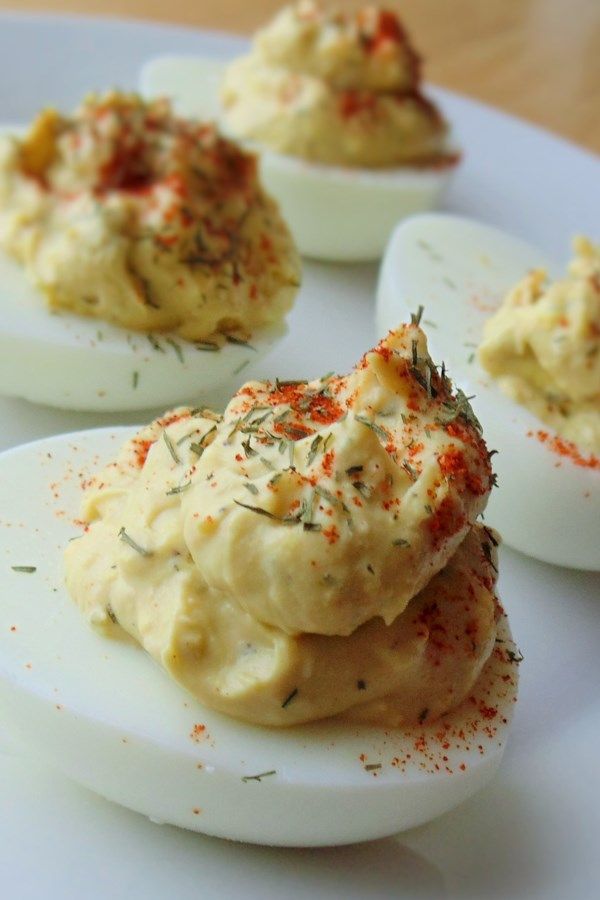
0 195 285 412
0 428 518 846
140 56 458 263
377 213 600 571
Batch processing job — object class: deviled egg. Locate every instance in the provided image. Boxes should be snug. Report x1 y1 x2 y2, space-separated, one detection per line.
0 323 518 845
377 213 600 570
0 92 300 411
141 2 460 262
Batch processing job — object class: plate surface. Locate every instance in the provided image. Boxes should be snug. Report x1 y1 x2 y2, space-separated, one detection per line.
0 12 599 900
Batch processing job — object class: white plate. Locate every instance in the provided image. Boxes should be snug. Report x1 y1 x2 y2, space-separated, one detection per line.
0 12 599 900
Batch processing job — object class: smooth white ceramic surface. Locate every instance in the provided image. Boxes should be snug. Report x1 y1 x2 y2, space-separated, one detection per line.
0 12 599 900
140 55 458 262
376 213 600 570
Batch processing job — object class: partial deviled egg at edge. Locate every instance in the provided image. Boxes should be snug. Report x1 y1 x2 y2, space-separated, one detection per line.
376 213 600 570
140 2 460 263
0 93 300 411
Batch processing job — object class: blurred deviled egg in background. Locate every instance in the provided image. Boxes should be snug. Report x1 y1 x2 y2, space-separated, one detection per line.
377 213 600 570
141 2 460 262
0 92 300 411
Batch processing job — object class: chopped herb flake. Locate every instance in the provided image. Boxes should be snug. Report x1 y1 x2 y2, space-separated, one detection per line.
242 770 276 783
281 688 298 708
118 527 152 557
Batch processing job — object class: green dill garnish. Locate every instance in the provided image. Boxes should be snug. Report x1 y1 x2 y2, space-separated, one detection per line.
346 464 363 476
163 431 181 464
355 415 388 442
443 276 457 289
165 338 184 363
281 688 298 708
418 708 429 723
132 371 139 389
233 500 300 525
352 480 372 499
275 378 308 389
269 472 282 487
241 412 271 433
106 604 118 624
364 763 382 772
411 338 419 367
402 460 418 481
242 437 258 458
166 481 192 495
507 649 525 665
118 527 152 557
242 770 276 783
300 490 320 532
190 424 217 456
306 434 323 466
234 359 250 375
481 539 498 573
303 521 322 532
366 564 375 574
195 341 220 352
315 485 345 511
417 239 442 262
392 538 410 547
227 418 242 442
410 305 424 326
259 456 275 471
243 482 259 495
226 334 255 351
147 334 164 353
483 526 499 547
190 407 223 422
322 433 334 452
357 679 367 690
242 404 270 422
11 565 36 573
287 440 295 470
436 389 482 432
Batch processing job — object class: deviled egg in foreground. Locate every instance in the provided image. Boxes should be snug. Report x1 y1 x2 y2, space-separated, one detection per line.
141 2 459 262
0 322 518 844
0 92 300 410
377 213 599 570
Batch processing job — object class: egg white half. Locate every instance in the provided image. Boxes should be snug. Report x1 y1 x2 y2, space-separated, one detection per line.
140 56 457 263
0 428 518 846
376 213 600 571
0 209 285 412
